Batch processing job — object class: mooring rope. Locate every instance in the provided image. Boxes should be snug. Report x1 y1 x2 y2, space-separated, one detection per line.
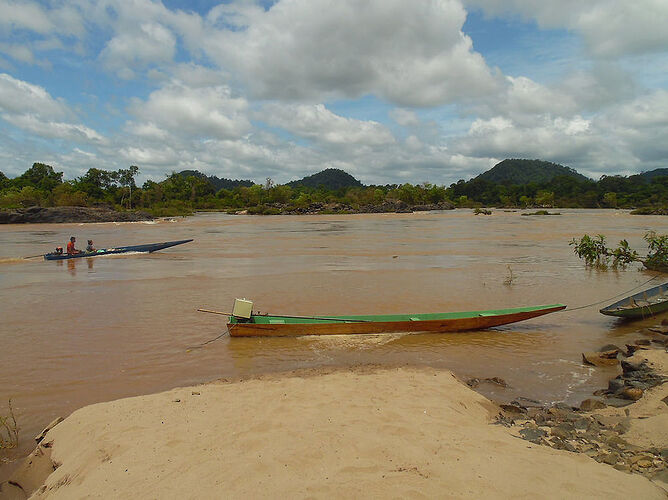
560 275 663 312
186 324 234 350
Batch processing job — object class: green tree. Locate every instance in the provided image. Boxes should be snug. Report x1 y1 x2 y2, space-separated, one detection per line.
14 163 63 191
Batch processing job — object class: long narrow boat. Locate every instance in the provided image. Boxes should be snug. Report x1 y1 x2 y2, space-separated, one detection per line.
43 239 193 260
226 303 567 337
600 282 668 319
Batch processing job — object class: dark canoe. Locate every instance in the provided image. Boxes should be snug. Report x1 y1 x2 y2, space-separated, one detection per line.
600 282 668 319
43 239 193 261
227 304 566 337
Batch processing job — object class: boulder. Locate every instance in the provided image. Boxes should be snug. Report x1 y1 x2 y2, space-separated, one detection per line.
579 398 607 411
620 387 644 401
582 350 620 366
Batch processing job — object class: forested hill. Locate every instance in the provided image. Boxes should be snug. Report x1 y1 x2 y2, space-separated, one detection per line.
634 168 668 181
475 159 589 185
287 168 363 189
177 170 253 190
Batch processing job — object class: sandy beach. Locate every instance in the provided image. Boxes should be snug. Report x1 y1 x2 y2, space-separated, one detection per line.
3 351 666 499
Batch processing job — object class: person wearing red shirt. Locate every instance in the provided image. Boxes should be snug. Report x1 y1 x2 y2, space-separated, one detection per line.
66 236 80 255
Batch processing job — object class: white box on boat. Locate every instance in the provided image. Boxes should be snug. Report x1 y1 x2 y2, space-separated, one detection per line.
232 298 253 319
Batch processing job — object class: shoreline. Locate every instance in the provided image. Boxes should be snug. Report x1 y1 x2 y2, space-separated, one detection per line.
2 347 665 499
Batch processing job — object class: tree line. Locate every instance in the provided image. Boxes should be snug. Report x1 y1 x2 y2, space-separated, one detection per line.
1 163 667 216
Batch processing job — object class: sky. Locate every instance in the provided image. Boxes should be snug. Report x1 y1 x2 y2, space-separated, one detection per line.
0 0 667 186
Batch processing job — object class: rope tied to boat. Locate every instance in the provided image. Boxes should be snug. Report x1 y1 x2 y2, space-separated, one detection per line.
560 275 663 312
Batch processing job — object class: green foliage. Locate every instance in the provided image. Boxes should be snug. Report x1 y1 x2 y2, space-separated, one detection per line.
610 240 639 268
286 168 363 189
644 231 668 271
570 232 667 271
1 161 667 218
14 163 63 191
570 234 610 268
475 159 589 185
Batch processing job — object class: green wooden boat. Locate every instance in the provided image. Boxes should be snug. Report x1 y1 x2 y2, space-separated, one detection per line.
227 303 567 337
600 282 668 319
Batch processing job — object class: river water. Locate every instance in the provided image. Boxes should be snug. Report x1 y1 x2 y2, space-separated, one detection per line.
0 209 666 472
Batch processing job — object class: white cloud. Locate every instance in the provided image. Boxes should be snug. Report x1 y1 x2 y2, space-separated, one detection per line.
0 1 84 37
204 0 498 106
261 103 395 146
127 80 251 140
3 114 106 144
465 0 668 58
100 22 176 78
390 109 420 126
0 73 69 118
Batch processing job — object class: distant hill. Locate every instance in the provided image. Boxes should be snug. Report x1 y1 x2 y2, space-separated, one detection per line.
475 159 589 185
635 168 668 181
177 170 253 190
287 168 363 189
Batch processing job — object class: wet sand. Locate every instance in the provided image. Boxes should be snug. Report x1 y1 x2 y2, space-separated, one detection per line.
3 352 666 499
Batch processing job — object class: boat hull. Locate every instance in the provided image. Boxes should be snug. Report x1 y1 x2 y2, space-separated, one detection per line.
600 282 668 319
227 304 566 337
43 239 193 260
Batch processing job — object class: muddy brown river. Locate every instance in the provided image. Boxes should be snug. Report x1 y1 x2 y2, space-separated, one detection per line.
1 209 666 474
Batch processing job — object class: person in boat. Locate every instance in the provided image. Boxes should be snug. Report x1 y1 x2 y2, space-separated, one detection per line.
86 240 96 252
66 236 81 255
54 246 63 255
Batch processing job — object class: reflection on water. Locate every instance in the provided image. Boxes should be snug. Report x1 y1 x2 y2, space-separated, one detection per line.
0 209 666 470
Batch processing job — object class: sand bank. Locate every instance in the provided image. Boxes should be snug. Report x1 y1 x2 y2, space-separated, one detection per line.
3 365 665 499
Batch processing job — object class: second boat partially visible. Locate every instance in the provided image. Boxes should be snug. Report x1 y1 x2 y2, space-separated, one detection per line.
600 282 668 319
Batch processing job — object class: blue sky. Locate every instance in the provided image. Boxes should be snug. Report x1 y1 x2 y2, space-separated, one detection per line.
1 0 667 185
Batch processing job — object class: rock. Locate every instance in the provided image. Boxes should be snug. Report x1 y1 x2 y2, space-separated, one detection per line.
35 417 64 443
550 424 574 440
0 206 153 224
552 402 577 412
485 377 508 387
613 420 631 434
601 452 621 465
607 377 626 394
624 344 645 355
647 326 668 335
606 434 629 450
620 387 644 400
598 344 621 353
650 469 668 483
500 404 526 415
519 426 547 443
621 359 647 373
604 397 634 408
662 396 668 407
579 398 606 411
582 350 620 366
634 339 651 346
574 417 590 430
465 378 479 388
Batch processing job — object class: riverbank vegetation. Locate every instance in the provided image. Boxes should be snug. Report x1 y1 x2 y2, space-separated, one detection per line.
1 161 667 217
570 232 668 271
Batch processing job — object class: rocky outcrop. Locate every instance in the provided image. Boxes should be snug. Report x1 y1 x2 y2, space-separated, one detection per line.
0 206 153 224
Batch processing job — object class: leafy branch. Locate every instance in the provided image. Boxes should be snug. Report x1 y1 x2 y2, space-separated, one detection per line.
570 232 667 271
